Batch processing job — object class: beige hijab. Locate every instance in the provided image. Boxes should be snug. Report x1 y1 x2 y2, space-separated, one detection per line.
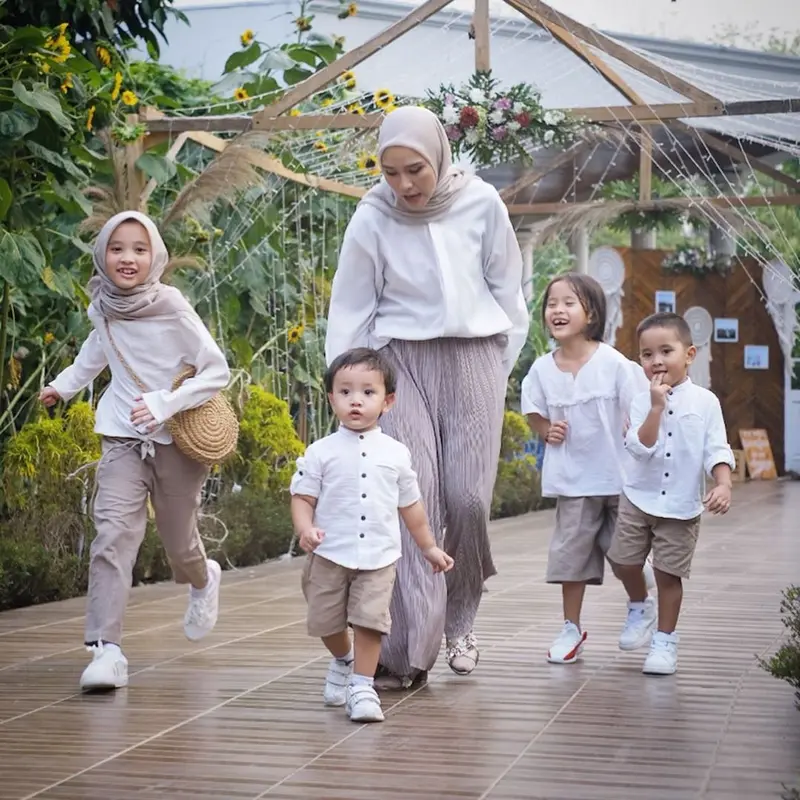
359 106 475 224
88 211 195 321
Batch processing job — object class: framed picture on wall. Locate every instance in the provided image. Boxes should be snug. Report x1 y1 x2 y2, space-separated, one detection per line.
714 317 739 343
744 345 769 370
655 290 676 314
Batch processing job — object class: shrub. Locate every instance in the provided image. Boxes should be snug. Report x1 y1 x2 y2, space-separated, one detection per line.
761 585 800 708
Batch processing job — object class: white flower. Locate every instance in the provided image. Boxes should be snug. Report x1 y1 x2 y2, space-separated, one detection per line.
543 111 556 125
465 128 481 144
442 104 459 124
468 87 486 104
543 129 555 144
507 121 521 133
512 102 525 114
489 110 505 125
550 110 565 124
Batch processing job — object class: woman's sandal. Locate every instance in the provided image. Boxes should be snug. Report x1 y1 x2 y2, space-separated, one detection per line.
446 632 479 675
374 664 428 691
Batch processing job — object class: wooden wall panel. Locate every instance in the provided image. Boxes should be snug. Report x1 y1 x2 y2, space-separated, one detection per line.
613 248 785 473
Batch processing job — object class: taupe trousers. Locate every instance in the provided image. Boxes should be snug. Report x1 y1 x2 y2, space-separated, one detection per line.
84 437 209 645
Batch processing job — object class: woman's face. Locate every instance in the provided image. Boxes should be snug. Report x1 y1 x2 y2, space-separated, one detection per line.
380 146 438 209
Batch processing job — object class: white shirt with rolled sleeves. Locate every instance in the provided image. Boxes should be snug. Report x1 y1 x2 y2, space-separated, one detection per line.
290 426 422 571
324 179 529 375
49 303 231 445
520 343 649 498
623 378 735 520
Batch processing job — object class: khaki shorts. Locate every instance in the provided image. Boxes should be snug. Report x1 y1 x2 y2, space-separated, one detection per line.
547 495 619 585
608 493 700 579
301 554 397 638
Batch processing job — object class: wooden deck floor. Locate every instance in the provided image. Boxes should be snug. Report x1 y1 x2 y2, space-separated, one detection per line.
0 481 798 800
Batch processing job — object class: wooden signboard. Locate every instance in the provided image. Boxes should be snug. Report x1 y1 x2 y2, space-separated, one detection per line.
738 429 778 480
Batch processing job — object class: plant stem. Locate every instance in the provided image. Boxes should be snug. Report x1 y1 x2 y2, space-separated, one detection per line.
0 281 10 407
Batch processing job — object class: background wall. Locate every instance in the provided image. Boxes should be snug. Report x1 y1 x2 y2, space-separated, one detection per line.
613 249 785 473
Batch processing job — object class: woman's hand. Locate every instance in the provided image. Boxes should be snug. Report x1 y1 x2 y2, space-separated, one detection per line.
131 397 158 432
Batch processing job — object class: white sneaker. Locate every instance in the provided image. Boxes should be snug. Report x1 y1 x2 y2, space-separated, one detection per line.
79 642 129 691
323 657 352 707
346 682 384 722
618 596 657 651
643 630 679 675
643 560 657 594
547 621 586 664
184 559 221 642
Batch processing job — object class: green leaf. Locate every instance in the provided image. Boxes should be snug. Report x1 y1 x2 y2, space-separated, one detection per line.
260 49 296 71
135 152 177 184
25 141 87 181
0 179 12 223
0 230 46 285
224 42 263 74
40 265 76 299
283 67 313 86
12 82 73 133
0 106 39 139
285 45 321 67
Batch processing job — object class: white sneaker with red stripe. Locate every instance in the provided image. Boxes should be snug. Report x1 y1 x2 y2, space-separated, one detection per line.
547 621 586 664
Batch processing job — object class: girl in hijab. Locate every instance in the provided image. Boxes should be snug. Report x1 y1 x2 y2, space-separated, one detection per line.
40 211 231 692
326 106 529 688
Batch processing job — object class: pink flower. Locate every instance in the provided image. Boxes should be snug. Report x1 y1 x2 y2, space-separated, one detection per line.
494 97 512 110
445 124 463 141
459 106 479 128
515 111 531 128
492 125 508 141
444 93 456 104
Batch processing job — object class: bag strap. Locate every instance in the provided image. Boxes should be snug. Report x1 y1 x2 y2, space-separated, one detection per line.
104 319 149 394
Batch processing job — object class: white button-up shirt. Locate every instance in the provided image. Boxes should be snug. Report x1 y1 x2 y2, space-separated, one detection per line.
289 426 421 571
624 379 735 520
520 343 649 498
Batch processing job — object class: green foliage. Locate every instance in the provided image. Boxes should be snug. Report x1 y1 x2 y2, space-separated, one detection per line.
601 176 693 234
760 585 800 708
499 409 530 459
0 1 188 60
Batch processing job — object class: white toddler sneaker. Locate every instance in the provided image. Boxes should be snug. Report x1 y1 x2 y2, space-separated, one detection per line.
547 621 586 664
80 642 128 691
618 596 657 651
642 630 679 675
184 559 222 641
346 682 384 723
323 657 353 707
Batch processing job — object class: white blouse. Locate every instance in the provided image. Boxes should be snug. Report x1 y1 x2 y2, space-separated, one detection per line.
624 379 735 520
50 304 231 445
520 343 649 498
324 180 529 373
290 426 422 571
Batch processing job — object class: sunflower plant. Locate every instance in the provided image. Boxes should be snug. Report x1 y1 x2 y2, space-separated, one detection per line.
424 70 583 168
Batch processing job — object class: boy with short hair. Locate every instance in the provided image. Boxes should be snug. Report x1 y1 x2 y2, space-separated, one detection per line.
608 312 735 675
290 347 453 723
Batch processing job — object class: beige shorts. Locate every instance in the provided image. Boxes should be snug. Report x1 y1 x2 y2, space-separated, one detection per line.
608 493 700 579
301 554 397 638
547 495 619 585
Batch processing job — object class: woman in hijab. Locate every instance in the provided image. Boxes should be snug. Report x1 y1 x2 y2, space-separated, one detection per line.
41 211 231 692
325 106 529 687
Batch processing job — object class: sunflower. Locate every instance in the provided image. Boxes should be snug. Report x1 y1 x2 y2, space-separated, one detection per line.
340 70 356 90
233 87 250 102
347 2 358 16
121 90 138 107
289 108 301 117
96 45 111 67
373 89 394 110
48 34 71 63
240 28 255 47
313 141 328 152
357 153 380 176
347 102 365 115
333 35 346 48
320 97 333 108
60 73 73 94
294 16 312 32
43 332 55 346
86 105 96 131
111 71 122 101
287 324 305 344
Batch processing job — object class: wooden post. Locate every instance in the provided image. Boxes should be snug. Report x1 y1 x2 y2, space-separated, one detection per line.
639 127 653 202
473 0 491 72
125 113 145 211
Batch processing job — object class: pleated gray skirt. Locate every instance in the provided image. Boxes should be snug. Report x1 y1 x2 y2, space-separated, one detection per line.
378 335 507 679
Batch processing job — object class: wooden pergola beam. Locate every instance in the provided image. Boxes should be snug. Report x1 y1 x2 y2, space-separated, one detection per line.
250 0 454 125
503 0 718 105
669 120 800 193
506 194 800 216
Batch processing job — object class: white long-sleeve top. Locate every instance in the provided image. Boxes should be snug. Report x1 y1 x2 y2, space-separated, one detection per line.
624 379 735 520
520 343 649 498
325 179 530 373
49 304 231 444
290 426 422 571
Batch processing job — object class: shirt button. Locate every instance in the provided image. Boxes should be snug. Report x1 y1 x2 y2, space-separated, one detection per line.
665 473 669 477
361 493 367 499
361 473 366 478
667 432 672 437
298 471 303 475
359 533 365 539
361 515 366 521
666 452 671 457
661 490 666 495
359 434 364 440
362 452 366 457
668 410 673 415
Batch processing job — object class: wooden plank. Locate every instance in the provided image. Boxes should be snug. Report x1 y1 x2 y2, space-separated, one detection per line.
499 139 593 200
124 113 146 210
639 127 653 201
146 112 383 134
251 0 455 124
473 0 491 72
141 131 189 203
503 0 718 104
507 193 800 215
670 120 800 193
185 130 366 200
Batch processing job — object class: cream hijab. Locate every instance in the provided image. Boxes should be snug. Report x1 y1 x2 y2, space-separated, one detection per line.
359 106 475 224
88 211 195 321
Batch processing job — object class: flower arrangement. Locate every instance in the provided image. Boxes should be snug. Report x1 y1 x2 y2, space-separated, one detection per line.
662 244 734 277
424 71 582 168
